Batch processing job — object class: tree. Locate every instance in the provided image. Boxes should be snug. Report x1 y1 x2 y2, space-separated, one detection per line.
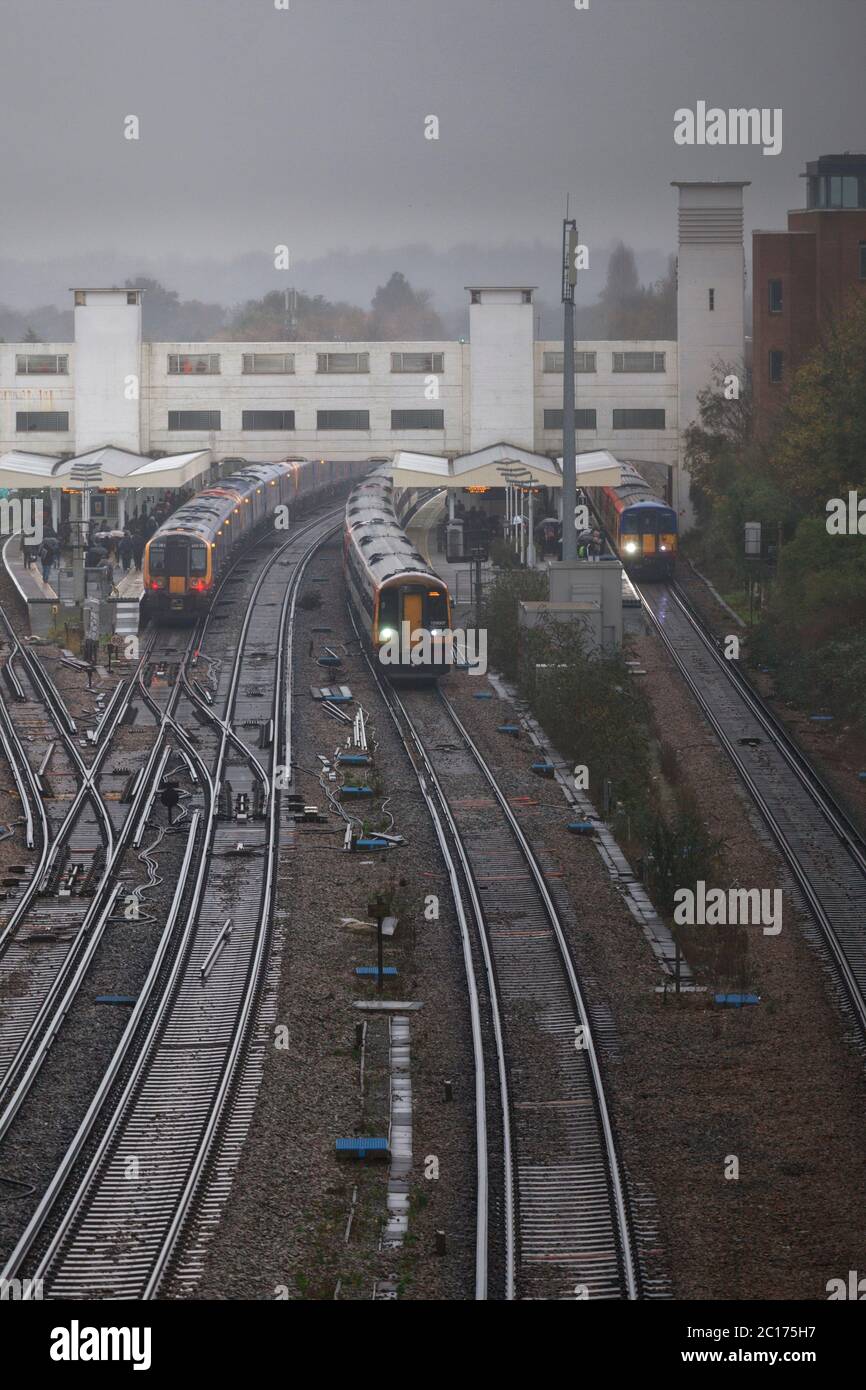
768 295 866 512
369 272 444 340
125 276 225 340
24 326 39 342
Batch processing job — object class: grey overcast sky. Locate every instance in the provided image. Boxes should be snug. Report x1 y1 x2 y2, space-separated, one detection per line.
0 0 863 265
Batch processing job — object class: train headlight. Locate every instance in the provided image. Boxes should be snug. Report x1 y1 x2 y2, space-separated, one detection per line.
625 542 638 554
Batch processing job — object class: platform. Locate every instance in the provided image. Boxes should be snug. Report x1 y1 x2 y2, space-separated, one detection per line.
3 533 144 639
405 490 643 624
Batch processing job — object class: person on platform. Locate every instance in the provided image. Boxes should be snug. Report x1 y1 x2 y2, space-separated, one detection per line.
119 531 134 574
38 535 59 583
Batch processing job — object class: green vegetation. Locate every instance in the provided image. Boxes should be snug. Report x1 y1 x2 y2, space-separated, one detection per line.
479 567 739 983
684 294 866 724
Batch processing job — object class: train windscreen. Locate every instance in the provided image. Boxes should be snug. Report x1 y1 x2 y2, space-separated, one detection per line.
149 539 191 577
623 506 675 535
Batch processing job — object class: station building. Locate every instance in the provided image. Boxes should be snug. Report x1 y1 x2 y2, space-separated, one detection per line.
0 181 751 532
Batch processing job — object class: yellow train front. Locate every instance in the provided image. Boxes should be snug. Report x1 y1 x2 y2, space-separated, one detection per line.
143 458 368 621
588 463 678 579
344 468 453 680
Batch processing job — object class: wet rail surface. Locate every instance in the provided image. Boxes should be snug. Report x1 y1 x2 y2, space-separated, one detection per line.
350 605 639 1301
641 580 866 1035
0 510 341 1296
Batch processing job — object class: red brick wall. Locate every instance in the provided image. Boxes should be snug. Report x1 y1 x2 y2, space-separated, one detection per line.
753 209 866 430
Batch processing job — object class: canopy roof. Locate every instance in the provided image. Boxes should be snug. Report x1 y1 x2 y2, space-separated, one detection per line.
0 446 211 491
391 444 622 491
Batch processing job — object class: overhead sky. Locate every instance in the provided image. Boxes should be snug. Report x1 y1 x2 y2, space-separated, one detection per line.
0 0 863 298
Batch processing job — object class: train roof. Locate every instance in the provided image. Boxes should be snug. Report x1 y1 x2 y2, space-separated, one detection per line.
605 460 675 512
346 466 445 585
148 460 295 544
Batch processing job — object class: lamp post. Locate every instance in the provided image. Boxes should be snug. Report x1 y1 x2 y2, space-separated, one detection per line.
561 217 578 562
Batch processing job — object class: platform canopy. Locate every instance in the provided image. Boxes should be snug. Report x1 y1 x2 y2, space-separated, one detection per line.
0 446 211 492
554 450 623 488
391 443 621 491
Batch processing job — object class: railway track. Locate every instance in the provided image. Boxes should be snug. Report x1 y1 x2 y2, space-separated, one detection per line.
640 579 866 1036
351 613 639 1300
0 509 341 1298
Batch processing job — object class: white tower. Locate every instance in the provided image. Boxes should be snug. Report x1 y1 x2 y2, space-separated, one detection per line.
673 182 748 529
467 286 535 452
72 287 142 454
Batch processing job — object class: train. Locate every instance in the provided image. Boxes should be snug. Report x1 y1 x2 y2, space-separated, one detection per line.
344 466 453 680
583 461 677 578
143 457 368 619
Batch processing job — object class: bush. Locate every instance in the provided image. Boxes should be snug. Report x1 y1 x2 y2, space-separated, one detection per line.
477 567 548 679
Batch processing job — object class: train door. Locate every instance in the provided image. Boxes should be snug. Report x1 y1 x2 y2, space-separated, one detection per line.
403 590 423 633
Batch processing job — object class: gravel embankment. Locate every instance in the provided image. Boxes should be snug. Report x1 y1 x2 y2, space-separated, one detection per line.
446 627 866 1301
194 536 476 1300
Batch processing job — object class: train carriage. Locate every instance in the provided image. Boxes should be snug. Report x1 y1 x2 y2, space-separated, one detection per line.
144 457 368 620
344 466 453 681
585 461 677 578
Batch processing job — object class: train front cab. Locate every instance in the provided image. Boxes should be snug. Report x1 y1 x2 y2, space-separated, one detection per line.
144 533 214 619
619 503 677 578
374 575 452 680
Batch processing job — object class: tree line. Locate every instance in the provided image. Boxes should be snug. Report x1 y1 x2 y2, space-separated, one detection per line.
684 292 866 723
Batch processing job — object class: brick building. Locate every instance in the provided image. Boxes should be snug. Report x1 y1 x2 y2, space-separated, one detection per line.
753 154 866 426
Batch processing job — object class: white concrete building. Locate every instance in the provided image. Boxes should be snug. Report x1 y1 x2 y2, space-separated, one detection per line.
1 174 751 532
0 301 680 493
674 180 749 523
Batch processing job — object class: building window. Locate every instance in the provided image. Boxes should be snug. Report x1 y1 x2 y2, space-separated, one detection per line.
317 410 370 430
708 288 715 311
16 411 69 432
769 350 784 385
390 352 444 374
168 410 221 430
542 350 596 373
612 409 666 430
316 352 369 374
612 351 666 373
15 353 69 375
127 291 138 305
768 279 783 314
74 290 86 306
242 411 295 430
470 291 481 304
390 410 445 430
860 243 866 281
521 290 532 304
543 409 597 430
242 352 295 374
167 353 220 375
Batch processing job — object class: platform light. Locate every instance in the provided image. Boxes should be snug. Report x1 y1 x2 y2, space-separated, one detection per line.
379 627 395 640
625 542 638 553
